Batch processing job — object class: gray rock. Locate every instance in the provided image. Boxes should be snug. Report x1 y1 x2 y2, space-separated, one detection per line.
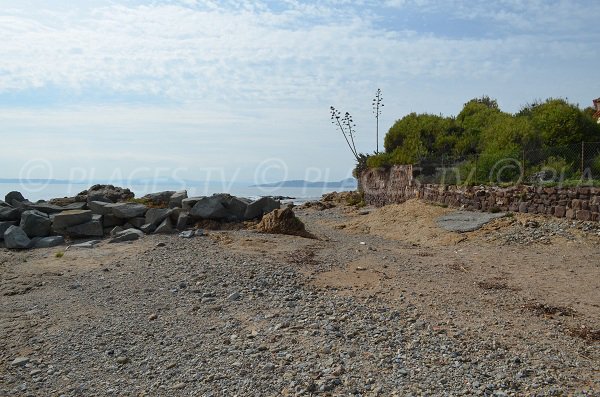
244 197 281 220
67 215 103 237
102 214 125 228
0 221 17 241
110 226 124 237
88 201 114 216
61 202 88 211
145 208 172 227
111 203 147 219
0 206 20 222
4 226 31 249
52 210 93 232
84 184 134 204
140 223 157 234
154 217 174 234
30 236 65 248
72 240 102 248
182 197 205 211
179 230 195 238
190 195 230 220
10 356 30 367
5 191 27 207
22 202 64 214
436 211 507 233
224 196 251 221
20 210 52 237
128 217 146 228
195 229 205 236
109 228 144 243
176 212 189 231
169 190 188 209
142 191 175 206
0 200 9 207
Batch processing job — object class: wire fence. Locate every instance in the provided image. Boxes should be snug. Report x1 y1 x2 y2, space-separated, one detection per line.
413 142 600 186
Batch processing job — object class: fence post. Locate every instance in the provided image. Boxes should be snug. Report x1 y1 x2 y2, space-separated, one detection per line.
581 141 584 176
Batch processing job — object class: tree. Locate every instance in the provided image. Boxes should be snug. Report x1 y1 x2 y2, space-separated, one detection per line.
372 89 384 154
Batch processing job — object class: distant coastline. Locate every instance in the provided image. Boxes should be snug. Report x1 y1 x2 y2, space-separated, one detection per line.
250 178 357 188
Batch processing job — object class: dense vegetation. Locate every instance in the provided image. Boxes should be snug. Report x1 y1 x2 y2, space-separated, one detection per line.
366 97 600 183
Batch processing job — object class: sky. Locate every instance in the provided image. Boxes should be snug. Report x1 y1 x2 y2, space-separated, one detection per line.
1 0 598 185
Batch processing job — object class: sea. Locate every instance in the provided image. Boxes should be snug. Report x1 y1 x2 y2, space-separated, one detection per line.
0 181 355 205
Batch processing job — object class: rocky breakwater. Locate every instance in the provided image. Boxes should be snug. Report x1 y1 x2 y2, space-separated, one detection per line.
1 186 281 250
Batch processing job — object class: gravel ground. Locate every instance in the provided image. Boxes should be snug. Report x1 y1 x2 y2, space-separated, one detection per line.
1 202 599 396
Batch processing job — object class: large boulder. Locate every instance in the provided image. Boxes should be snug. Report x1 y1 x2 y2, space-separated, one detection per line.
52 210 93 233
145 208 173 227
110 203 147 219
225 196 251 221
83 185 135 203
141 191 175 207
154 217 174 234
5 191 27 207
102 214 125 228
109 228 144 243
67 215 103 237
182 197 205 211
0 200 10 207
176 212 189 231
190 195 230 220
255 207 315 238
0 221 17 241
20 210 52 238
30 236 65 248
244 197 281 220
4 226 31 249
0 206 20 222
88 201 114 215
22 202 64 215
169 190 188 209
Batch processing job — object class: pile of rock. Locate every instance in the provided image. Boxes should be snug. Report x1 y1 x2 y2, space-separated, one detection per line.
1 188 280 250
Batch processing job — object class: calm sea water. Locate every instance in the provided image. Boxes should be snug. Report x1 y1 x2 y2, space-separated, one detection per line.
0 182 355 204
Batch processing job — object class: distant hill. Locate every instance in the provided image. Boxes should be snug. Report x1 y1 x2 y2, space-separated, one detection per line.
251 178 357 188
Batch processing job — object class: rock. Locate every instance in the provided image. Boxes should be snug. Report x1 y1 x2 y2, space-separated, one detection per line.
179 230 195 238
169 190 188 209
22 202 65 215
110 226 124 237
84 185 134 203
67 215 104 237
52 210 93 233
0 206 20 222
190 195 230 220
128 217 146 228
20 210 52 237
61 202 88 211
140 223 156 234
109 228 144 243
145 208 172 227
4 226 32 249
244 197 281 220
115 356 129 364
154 218 174 234
182 197 205 211
195 229 205 236
5 191 27 207
225 196 251 221
0 200 9 207
435 211 507 233
228 292 241 301
148 313 158 321
0 221 17 240
176 212 189 231
10 357 30 367
88 201 114 216
255 207 315 238
72 240 102 248
102 214 125 228
30 236 65 248
111 203 147 219
141 191 175 207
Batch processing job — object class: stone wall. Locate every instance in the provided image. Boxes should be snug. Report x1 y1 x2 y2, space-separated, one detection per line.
359 165 600 222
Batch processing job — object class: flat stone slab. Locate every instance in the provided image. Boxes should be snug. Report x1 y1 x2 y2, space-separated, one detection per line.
436 211 507 233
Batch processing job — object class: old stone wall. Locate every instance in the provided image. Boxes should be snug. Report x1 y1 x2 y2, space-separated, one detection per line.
359 166 600 222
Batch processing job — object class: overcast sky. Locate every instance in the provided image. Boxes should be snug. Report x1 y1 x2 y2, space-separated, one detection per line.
1 0 598 184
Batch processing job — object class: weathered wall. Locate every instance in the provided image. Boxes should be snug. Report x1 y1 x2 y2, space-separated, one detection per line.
359 165 600 222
